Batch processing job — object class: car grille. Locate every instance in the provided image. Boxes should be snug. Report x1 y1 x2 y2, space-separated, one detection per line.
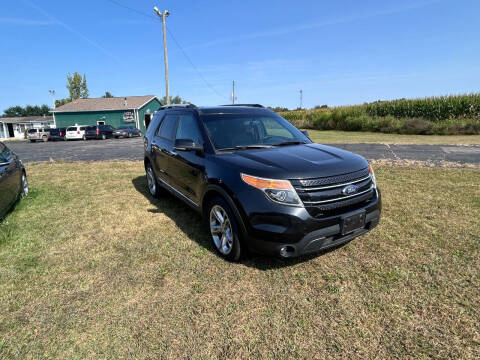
290 167 375 216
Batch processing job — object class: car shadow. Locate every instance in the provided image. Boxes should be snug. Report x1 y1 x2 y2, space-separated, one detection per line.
131 176 348 270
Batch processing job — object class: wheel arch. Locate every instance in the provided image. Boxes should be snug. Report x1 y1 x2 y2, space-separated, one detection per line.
201 184 249 239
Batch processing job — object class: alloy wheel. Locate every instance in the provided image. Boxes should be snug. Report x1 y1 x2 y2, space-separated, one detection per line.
22 173 29 197
209 205 234 255
146 166 156 196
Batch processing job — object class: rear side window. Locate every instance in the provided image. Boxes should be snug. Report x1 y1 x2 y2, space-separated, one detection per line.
80 127 86 131
156 114 178 140
67 127 76 131
28 129 37 134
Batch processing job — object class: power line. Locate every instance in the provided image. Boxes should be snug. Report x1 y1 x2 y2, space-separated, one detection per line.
105 0 156 20
165 26 229 101
105 0 228 101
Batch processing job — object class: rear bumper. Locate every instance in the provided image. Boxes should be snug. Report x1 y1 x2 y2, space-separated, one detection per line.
242 189 382 258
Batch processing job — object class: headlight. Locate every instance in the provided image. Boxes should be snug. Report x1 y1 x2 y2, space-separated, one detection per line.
241 173 302 207
368 164 377 189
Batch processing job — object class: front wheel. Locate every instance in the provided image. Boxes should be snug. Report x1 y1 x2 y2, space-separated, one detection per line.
208 197 243 261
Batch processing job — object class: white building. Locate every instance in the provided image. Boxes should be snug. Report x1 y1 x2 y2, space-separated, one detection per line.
0 116 55 140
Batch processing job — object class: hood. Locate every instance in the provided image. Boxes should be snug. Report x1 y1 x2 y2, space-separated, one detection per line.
216 143 369 179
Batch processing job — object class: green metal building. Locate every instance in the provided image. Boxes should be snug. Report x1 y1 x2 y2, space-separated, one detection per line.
51 95 162 133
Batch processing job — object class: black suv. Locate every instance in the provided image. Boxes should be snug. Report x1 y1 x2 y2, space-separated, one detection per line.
144 104 381 261
84 125 115 140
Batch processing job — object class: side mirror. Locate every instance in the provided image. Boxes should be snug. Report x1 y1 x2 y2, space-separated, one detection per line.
174 138 203 152
301 130 310 139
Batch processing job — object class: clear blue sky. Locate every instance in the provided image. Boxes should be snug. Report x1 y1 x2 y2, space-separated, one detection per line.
1 0 479 111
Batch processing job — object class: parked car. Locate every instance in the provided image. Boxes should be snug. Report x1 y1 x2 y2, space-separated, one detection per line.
0 142 28 220
27 127 51 142
113 126 142 138
48 128 67 141
143 104 381 261
84 125 115 140
66 125 88 140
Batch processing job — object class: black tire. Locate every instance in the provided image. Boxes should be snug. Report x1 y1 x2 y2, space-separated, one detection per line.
207 196 243 261
145 163 161 198
30 140 35 143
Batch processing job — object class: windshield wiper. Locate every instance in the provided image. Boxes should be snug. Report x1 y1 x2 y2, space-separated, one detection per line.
220 145 273 151
272 141 307 146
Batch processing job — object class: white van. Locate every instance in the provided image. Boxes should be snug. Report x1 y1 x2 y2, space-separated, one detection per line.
66 126 88 140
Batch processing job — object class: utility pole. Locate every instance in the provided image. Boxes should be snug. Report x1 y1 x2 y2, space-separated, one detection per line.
49 89 56 128
299 89 303 109
154 7 170 105
231 80 236 104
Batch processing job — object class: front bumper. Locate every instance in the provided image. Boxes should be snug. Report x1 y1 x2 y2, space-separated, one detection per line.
241 188 382 258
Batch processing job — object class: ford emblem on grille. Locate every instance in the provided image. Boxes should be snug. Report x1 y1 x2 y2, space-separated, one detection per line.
342 184 359 195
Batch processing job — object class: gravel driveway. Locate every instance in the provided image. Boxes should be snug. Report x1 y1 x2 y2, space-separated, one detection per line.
6 138 480 165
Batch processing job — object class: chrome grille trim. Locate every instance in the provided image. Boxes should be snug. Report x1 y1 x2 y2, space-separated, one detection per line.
302 186 374 205
295 175 372 191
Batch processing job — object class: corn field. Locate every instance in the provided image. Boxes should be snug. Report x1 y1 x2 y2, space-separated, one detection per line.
277 94 480 135
365 93 480 120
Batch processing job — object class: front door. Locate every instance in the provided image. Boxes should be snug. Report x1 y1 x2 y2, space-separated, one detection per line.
0 143 20 216
168 112 205 205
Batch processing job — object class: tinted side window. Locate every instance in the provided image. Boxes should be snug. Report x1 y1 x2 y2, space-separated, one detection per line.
157 114 178 140
176 114 202 144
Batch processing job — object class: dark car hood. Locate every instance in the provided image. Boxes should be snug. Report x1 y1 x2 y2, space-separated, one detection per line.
216 143 369 179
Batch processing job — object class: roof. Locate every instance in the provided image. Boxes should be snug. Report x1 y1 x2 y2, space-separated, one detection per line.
51 95 159 113
0 116 54 124
195 106 272 115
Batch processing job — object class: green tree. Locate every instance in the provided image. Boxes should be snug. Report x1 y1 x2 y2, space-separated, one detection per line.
66 72 89 100
2 104 51 117
159 95 186 105
55 98 71 108
102 91 114 98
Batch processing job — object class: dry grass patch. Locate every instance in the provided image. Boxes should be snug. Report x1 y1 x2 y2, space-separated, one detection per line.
308 130 480 145
0 161 479 359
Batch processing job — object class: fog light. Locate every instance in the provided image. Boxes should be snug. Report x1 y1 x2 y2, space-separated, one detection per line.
279 246 295 258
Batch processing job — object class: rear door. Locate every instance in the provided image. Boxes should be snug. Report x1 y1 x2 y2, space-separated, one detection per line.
66 126 77 137
168 112 205 204
151 113 179 187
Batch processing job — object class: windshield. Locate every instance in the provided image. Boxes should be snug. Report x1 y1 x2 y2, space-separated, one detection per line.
201 113 310 150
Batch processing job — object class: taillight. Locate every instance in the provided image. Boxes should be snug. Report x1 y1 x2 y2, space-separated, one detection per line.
123 130 127 133
77 131 80 134
96 129 100 134
60 132 63 136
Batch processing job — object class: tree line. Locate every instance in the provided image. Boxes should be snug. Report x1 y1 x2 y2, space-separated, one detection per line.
2 71 187 117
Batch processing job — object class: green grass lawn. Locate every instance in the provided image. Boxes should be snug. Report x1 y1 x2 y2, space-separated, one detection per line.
307 130 480 145
0 162 479 359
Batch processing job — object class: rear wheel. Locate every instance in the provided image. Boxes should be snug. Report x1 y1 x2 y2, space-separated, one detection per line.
208 197 243 261
146 163 161 198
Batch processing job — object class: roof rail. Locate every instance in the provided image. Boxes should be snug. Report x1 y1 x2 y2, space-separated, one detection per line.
220 104 264 108
160 103 197 109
